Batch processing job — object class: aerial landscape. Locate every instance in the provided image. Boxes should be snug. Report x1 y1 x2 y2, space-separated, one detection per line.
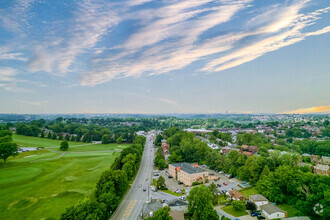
0 0 329 220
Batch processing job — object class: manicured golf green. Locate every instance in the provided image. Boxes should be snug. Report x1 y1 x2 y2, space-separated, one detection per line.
0 135 128 220
13 134 83 148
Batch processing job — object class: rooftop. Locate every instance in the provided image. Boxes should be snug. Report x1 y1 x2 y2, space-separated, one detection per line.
261 203 285 214
170 163 206 174
250 194 269 201
315 164 329 170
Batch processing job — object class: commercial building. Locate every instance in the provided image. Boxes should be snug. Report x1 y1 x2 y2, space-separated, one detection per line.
169 163 208 186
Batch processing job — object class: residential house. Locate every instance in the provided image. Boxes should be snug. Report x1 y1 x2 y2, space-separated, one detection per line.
310 155 319 163
321 156 330 165
249 194 269 210
227 190 247 201
242 151 254 157
161 142 170 160
314 164 329 176
240 145 258 156
260 203 287 219
221 147 233 154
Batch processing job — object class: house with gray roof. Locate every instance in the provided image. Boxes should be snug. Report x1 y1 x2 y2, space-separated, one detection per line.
261 203 287 219
249 194 269 210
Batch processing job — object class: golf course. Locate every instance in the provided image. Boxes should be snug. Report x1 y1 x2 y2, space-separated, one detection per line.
0 135 128 220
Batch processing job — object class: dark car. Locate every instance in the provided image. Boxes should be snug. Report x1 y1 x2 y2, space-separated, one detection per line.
178 181 183 185
217 184 221 187
168 176 173 179
251 212 261 217
143 188 146 191
257 215 265 220
225 203 231 206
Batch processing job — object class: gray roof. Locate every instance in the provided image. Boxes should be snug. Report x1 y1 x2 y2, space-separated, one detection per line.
283 217 310 220
170 163 206 174
261 203 285 214
249 194 268 201
142 199 164 216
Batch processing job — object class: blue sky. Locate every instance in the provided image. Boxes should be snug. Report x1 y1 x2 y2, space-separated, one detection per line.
0 0 329 114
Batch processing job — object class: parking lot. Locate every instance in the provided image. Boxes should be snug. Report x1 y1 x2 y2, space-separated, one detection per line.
153 167 241 196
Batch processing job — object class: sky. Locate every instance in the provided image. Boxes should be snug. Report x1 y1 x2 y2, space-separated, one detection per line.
0 0 329 114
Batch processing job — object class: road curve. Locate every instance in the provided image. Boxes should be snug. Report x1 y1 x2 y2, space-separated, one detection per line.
110 134 155 220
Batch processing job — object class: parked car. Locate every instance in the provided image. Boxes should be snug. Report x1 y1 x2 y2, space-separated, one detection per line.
257 215 265 220
217 184 221 187
225 203 231 206
178 181 183 185
223 182 228 186
251 212 261 217
168 176 173 179
219 171 224 174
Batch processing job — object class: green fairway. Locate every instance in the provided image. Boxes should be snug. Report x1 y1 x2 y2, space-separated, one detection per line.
13 134 82 148
0 135 128 220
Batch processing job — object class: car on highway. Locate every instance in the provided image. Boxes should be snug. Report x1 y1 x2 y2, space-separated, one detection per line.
139 183 142 187
223 182 228 186
143 188 146 191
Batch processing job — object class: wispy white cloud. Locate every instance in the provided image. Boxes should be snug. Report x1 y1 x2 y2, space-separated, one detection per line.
20 100 48 106
28 0 119 74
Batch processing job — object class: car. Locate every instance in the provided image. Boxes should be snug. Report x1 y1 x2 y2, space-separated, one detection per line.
168 176 173 179
257 215 265 220
139 183 142 187
143 188 146 191
251 212 261 217
217 184 221 187
225 203 231 206
223 182 228 186
219 171 224 174
178 181 183 185
146 178 149 181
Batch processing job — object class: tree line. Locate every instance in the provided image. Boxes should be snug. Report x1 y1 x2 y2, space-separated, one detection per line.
60 135 146 220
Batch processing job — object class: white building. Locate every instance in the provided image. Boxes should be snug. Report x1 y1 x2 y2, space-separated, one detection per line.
249 194 269 210
261 203 286 219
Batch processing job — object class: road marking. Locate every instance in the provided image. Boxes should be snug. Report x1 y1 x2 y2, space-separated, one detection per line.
122 200 136 218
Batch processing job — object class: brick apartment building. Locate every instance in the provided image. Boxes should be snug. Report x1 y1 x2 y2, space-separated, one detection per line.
169 163 208 186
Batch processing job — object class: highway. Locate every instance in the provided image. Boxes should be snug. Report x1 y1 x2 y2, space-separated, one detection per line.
110 134 155 220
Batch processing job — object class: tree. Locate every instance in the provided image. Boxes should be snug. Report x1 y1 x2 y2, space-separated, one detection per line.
60 198 107 220
52 133 57 140
40 131 45 138
65 134 70 141
261 165 270 177
154 135 163 146
116 136 123 144
101 134 109 144
147 206 173 220
60 140 69 151
187 185 219 220
208 182 219 205
232 200 245 211
47 132 52 139
0 142 18 164
156 176 167 190
246 200 257 212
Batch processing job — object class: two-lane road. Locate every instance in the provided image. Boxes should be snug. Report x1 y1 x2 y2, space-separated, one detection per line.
110 134 155 220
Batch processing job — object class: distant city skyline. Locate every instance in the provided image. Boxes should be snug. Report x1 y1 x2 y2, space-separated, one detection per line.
0 0 329 114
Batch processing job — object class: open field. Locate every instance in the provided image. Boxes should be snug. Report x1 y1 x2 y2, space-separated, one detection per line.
239 187 258 198
278 204 303 217
0 135 128 220
221 205 248 217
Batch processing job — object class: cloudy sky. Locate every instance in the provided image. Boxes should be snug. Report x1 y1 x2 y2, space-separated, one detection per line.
0 0 329 114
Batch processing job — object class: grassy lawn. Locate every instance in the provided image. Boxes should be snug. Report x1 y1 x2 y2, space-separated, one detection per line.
221 205 248 217
160 189 184 196
0 135 128 220
66 143 129 152
278 204 303 217
240 187 258 198
13 134 82 148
